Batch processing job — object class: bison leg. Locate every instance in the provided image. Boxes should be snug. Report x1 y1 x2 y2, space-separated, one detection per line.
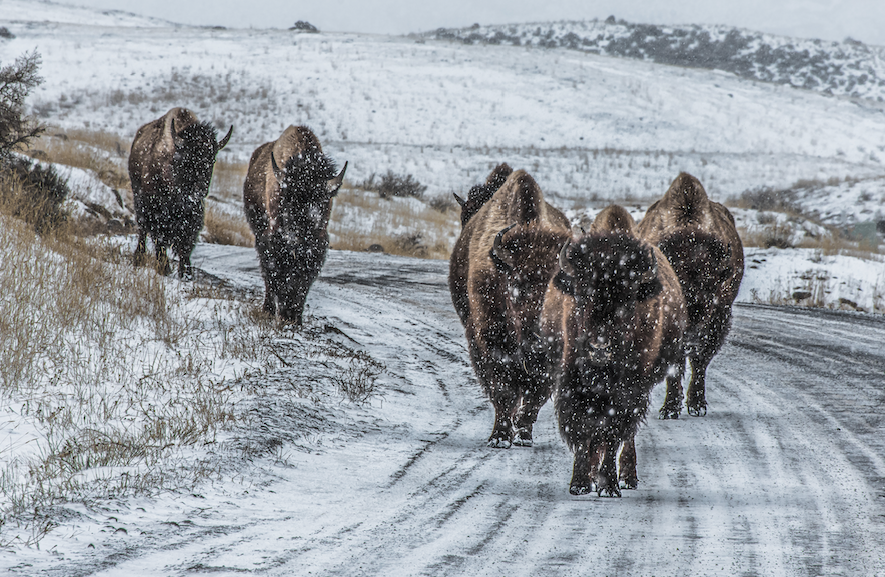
618 436 639 490
686 356 709 417
488 407 515 448
569 442 602 495
659 362 686 420
176 246 194 280
512 382 552 447
487 386 519 449
595 440 622 498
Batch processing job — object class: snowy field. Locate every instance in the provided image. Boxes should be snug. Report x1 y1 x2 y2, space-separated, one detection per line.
1 1 885 574
4 0 885 205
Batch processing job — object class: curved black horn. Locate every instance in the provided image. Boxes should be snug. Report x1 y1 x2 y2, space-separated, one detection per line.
558 240 575 276
217 125 233 151
326 161 348 194
270 152 285 183
490 223 517 272
643 247 658 282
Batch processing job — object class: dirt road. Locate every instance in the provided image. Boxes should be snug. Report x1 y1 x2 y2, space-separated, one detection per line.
36 247 885 576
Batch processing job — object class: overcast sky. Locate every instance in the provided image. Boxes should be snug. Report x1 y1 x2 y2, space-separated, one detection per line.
61 0 885 46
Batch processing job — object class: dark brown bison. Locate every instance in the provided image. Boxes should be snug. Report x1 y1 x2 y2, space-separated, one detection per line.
449 169 571 448
453 163 513 226
129 107 232 277
636 172 744 418
541 205 686 496
243 125 346 326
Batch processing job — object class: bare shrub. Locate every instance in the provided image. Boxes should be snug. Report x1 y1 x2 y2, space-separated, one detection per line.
730 186 799 213
359 170 428 200
428 193 457 213
0 156 70 233
0 50 44 160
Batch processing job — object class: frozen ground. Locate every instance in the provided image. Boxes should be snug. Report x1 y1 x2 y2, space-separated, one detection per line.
2 245 884 576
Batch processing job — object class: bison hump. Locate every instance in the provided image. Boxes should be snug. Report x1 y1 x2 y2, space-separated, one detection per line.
272 125 323 168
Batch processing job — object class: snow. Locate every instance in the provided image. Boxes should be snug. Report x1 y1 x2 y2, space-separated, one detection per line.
1 1 885 574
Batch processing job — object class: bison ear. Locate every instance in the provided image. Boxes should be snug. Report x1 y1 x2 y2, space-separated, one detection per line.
326 161 347 196
552 270 575 296
270 152 286 184
453 193 466 208
217 125 233 151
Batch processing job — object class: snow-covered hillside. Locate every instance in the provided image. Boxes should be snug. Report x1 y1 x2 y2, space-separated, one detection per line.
3 0 885 211
425 18 885 102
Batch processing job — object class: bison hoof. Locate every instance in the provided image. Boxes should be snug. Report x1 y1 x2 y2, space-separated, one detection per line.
619 477 638 490
597 483 622 498
659 405 681 420
569 481 596 496
512 428 533 447
687 404 707 417
487 435 512 449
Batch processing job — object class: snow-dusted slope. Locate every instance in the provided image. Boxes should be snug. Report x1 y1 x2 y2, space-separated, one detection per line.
2 0 885 212
1 0 175 28
425 19 885 102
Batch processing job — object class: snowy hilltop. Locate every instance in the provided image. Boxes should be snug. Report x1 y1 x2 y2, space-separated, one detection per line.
424 18 885 102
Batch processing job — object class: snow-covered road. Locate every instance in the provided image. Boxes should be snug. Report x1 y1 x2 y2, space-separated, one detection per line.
20 245 885 576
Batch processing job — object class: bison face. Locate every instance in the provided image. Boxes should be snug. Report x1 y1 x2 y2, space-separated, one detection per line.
272 148 346 207
555 233 661 368
489 223 565 373
171 121 233 201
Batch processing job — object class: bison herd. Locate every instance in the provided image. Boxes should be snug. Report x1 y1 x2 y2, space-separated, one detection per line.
451 165 744 497
128 107 743 497
129 107 344 327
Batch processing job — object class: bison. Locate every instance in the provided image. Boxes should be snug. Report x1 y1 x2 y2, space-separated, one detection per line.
636 172 744 418
449 169 571 448
541 205 686 496
243 125 346 326
453 163 513 226
129 107 232 277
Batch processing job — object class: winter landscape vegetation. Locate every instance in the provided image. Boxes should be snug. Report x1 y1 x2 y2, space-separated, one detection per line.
1 0 884 574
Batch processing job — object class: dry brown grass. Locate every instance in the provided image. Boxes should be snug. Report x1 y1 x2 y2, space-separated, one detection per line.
0 176 387 545
329 185 459 259
209 157 248 203
203 202 254 247
26 127 130 192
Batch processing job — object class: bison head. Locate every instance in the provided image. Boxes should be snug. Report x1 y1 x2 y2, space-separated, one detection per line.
489 221 566 374
171 119 232 201
554 232 661 368
454 163 513 226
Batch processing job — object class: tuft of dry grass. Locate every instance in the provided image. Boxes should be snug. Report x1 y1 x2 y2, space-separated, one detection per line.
329 185 459 259
203 202 254 247
27 127 130 192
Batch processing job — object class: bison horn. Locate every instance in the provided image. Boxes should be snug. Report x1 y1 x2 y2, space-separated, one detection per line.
217 125 233 151
558 240 575 277
270 152 286 184
453 193 466 208
490 223 517 273
642 247 658 282
326 161 348 195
